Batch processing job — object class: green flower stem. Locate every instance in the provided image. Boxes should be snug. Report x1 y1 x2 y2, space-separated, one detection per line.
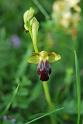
42 81 56 124
33 42 38 53
28 30 38 53
29 29 32 39
32 22 39 53
31 24 55 123
42 81 53 107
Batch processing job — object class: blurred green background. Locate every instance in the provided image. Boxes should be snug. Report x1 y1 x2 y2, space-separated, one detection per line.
0 0 83 124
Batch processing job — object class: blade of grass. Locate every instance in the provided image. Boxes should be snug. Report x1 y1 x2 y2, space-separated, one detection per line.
74 50 81 124
25 107 64 124
32 0 50 20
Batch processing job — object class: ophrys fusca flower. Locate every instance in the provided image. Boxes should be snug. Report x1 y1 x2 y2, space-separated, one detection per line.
28 51 61 81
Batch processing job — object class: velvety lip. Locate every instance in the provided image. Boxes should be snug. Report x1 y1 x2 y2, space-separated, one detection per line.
37 60 51 81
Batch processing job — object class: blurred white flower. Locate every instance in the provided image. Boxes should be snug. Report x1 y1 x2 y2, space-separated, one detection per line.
65 0 80 8
60 11 72 28
66 0 81 12
72 13 81 26
52 1 70 15
52 0 81 31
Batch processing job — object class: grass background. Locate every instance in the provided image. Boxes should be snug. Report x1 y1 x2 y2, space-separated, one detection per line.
0 0 83 124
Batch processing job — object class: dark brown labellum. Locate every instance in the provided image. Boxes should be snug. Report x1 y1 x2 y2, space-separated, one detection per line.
37 60 51 81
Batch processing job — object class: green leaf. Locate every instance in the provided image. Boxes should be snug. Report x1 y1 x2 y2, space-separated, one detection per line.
74 50 81 124
16 46 32 78
17 88 29 96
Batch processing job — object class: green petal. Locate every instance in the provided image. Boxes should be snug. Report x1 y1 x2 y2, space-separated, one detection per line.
48 52 61 63
28 53 40 64
24 24 28 31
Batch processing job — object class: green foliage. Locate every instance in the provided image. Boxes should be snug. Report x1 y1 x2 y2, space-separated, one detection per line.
0 0 83 124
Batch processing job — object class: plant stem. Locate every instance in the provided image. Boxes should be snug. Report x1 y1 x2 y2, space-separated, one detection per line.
28 30 38 53
42 81 53 107
33 42 38 53
42 81 56 124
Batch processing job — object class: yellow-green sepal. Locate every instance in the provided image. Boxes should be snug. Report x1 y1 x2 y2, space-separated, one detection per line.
48 52 61 63
28 53 40 64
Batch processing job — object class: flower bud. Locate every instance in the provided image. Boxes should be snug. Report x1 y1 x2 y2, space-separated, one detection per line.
23 8 34 24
